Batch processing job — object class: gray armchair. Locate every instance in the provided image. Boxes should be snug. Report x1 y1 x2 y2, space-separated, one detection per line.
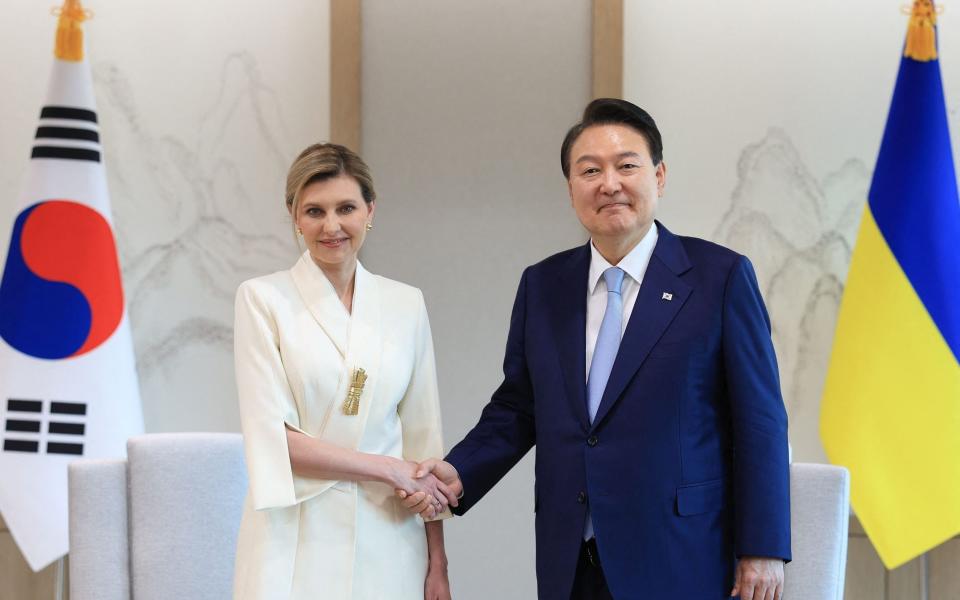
68 433 246 600
68 436 850 600
783 462 851 600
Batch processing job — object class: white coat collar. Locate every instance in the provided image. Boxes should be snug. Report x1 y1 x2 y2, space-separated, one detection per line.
290 251 383 449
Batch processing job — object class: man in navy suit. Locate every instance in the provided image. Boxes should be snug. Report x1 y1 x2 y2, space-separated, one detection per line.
402 99 791 599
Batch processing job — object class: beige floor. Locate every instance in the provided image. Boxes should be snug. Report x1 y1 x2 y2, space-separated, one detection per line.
0 516 66 600
847 516 960 600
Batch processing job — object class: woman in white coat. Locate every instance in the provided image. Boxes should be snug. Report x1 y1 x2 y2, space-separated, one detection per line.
233 143 460 600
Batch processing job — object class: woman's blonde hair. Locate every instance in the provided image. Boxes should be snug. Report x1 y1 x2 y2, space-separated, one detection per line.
285 143 376 231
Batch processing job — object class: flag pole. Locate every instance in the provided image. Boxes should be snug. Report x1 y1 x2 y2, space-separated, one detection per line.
52 5 85 593
55 556 65 600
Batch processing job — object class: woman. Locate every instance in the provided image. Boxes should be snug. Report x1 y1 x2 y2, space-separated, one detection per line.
233 143 455 600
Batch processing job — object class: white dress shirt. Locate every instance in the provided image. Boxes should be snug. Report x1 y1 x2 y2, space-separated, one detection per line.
586 223 659 377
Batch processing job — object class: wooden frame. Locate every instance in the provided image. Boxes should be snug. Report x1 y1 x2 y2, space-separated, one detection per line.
591 0 623 99
332 0 621 145
330 0 362 151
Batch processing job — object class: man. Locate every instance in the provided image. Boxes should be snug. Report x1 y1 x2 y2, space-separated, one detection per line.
403 99 791 599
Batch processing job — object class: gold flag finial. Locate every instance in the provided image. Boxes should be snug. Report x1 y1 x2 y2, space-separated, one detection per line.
52 0 91 62
903 0 941 62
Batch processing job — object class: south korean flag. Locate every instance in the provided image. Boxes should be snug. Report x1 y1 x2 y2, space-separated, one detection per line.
0 0 143 571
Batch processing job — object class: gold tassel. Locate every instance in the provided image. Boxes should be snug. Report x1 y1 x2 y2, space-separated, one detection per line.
342 368 367 416
52 0 91 62
903 0 941 62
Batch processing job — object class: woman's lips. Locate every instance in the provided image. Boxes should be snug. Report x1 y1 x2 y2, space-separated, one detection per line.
318 238 348 248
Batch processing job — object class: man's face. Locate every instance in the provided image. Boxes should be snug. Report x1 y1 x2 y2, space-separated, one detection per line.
567 124 666 244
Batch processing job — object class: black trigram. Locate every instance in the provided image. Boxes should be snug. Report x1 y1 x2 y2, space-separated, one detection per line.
3 398 87 455
31 105 101 163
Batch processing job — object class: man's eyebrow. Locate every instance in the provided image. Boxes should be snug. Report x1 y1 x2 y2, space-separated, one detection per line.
574 151 642 164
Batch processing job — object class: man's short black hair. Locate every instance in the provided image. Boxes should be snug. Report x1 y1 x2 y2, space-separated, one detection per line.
560 98 663 179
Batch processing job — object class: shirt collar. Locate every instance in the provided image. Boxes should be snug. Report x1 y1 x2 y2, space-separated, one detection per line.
588 222 659 294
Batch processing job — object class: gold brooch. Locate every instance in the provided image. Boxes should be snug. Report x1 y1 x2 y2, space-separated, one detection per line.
342 368 367 415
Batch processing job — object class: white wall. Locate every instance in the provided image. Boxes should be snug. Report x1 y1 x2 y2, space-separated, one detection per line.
3 0 937 594
0 0 330 433
361 1 591 597
625 0 960 464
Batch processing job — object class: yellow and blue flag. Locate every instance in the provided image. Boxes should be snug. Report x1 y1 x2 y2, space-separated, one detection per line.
820 0 960 569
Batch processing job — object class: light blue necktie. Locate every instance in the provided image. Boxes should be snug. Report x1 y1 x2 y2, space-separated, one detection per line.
584 266 625 540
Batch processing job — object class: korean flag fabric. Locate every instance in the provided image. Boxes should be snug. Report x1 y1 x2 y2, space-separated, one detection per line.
0 0 143 571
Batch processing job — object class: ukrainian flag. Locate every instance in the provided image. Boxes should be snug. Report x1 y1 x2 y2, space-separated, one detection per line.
820 2 960 569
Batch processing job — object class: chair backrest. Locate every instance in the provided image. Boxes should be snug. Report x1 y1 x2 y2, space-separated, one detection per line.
68 458 129 600
69 433 247 600
70 441 848 598
783 462 850 600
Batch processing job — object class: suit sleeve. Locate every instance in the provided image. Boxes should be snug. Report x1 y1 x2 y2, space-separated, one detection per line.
445 269 537 514
397 290 452 520
398 290 446 464
234 281 338 511
722 255 792 561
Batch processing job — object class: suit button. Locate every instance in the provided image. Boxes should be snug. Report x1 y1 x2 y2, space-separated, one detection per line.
587 435 598 447
577 491 586 504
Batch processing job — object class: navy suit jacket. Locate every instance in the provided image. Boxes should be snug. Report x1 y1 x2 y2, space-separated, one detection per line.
446 222 791 599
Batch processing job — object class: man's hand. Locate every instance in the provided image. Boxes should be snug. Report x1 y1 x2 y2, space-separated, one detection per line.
730 556 784 600
395 459 463 519
387 459 456 519
416 459 463 497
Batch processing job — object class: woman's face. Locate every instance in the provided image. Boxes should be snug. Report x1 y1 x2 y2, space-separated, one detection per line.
295 174 374 271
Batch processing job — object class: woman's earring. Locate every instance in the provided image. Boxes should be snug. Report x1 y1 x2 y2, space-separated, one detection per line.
366 222 373 231
297 228 303 236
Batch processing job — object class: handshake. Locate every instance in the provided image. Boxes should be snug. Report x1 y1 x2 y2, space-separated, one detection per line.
391 458 463 520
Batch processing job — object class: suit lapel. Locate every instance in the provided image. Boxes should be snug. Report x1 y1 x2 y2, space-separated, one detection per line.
590 224 693 431
290 251 350 357
319 262 382 450
290 254 382 450
553 244 591 431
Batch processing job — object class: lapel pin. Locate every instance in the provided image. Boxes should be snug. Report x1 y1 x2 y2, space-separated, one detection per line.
662 292 673 301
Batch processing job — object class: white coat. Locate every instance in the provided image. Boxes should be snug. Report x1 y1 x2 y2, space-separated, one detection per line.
232 252 446 599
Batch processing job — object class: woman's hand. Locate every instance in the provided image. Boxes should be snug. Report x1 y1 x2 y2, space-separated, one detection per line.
424 559 451 600
396 459 462 519
408 472 454 519
387 459 455 518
